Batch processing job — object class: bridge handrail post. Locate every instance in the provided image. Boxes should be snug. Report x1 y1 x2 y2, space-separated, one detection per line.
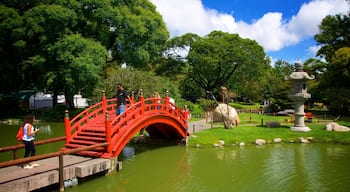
64 110 71 144
13 148 18 160
105 111 112 153
102 90 107 114
139 89 144 115
59 152 64 192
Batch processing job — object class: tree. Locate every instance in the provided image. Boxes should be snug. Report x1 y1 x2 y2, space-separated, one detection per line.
47 34 108 109
261 60 293 111
303 58 328 106
314 13 350 114
1 0 169 109
314 14 350 62
187 31 269 97
92 66 181 102
109 0 169 68
318 47 350 115
0 5 23 92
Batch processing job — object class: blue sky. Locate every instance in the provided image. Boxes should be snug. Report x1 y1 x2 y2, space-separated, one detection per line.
150 0 349 65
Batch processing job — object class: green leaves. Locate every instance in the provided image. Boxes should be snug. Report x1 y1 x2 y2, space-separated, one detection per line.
47 34 107 107
314 14 350 62
187 31 267 95
1 0 169 107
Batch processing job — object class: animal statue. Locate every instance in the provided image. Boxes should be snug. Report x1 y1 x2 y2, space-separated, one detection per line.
326 122 350 132
212 103 240 129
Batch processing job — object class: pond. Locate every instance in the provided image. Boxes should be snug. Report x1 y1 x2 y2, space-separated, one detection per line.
1 123 350 191
63 143 350 192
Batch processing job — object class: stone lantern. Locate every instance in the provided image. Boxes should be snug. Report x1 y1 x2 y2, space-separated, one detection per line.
286 61 314 132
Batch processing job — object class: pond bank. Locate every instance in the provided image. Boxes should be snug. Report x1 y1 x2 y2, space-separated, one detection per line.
187 119 350 147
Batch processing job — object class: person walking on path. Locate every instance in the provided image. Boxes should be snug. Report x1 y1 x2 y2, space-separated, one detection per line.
116 83 128 115
21 115 40 169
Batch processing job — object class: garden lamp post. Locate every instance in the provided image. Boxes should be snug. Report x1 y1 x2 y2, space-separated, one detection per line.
286 61 315 132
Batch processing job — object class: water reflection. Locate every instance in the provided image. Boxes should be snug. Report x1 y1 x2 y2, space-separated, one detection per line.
64 144 346 192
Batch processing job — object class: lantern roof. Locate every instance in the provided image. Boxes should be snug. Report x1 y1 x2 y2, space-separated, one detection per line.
286 61 315 80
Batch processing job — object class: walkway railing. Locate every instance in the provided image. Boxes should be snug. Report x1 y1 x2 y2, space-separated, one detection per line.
0 136 66 160
0 142 108 192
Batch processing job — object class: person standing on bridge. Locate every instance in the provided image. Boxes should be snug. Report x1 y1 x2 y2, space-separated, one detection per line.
116 83 128 115
21 115 40 169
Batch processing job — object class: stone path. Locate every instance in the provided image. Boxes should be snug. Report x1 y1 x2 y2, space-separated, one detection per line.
187 119 216 134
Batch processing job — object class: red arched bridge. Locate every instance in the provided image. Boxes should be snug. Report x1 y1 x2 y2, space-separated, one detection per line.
63 93 189 158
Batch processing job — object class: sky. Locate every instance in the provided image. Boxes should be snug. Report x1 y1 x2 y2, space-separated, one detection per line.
150 0 349 65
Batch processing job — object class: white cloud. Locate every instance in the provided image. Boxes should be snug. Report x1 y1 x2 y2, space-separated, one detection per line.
308 45 322 56
150 0 349 52
287 0 348 37
235 12 299 51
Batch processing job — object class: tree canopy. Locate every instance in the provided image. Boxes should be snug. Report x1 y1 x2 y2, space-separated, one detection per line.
314 14 350 62
0 0 169 108
318 47 350 114
186 31 269 98
313 13 350 114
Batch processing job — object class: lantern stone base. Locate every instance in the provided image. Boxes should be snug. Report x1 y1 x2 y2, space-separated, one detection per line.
290 126 311 132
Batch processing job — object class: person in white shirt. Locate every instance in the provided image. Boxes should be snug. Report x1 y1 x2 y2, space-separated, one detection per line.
21 115 40 169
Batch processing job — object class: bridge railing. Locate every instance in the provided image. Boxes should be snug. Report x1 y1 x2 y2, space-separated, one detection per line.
65 92 188 157
64 93 117 144
105 95 188 156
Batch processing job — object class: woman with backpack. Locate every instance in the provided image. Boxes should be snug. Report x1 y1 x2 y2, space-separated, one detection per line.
21 115 40 169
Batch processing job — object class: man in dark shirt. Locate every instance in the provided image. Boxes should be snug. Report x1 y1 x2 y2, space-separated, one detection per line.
116 83 128 115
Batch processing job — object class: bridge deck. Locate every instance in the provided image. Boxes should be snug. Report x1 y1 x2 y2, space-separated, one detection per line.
0 155 120 192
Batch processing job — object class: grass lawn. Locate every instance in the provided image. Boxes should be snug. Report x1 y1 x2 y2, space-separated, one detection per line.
188 113 350 147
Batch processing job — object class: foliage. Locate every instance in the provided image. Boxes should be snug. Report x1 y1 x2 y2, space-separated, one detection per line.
260 60 293 111
107 0 169 68
303 58 328 105
179 78 206 102
314 14 350 62
164 31 271 101
0 0 169 107
47 34 108 108
186 31 269 95
196 98 217 112
319 47 350 115
229 102 261 110
92 66 181 103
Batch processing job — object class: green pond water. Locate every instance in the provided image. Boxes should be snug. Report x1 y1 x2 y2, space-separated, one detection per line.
1 123 350 192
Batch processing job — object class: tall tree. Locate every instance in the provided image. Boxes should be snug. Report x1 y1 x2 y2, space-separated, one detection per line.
93 66 181 102
261 60 293 110
47 34 108 109
0 5 23 92
314 14 350 62
187 31 269 95
318 47 350 115
303 58 327 106
111 0 169 68
1 0 169 108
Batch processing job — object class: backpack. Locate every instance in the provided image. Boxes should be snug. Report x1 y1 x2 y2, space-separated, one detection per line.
16 126 24 141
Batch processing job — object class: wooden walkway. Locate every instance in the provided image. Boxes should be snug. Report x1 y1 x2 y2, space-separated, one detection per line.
0 155 120 192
